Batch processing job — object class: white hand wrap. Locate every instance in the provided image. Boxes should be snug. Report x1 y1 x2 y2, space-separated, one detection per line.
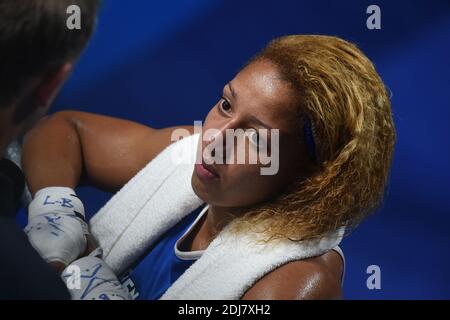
24 187 88 266
61 254 131 300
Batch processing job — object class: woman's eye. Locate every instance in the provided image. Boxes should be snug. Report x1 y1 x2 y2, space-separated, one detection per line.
247 129 268 150
219 98 232 113
247 129 260 146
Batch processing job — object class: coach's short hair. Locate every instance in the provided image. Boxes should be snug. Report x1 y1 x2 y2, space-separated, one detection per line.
0 0 100 107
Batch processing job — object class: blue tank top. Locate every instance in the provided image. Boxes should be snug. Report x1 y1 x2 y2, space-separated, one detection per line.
120 205 206 300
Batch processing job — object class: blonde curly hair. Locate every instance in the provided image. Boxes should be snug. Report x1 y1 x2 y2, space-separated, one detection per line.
231 35 396 242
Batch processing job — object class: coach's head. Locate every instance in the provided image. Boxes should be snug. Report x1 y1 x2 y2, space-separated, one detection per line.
0 0 100 153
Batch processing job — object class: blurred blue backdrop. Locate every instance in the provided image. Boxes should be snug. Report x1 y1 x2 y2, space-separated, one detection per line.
21 0 450 299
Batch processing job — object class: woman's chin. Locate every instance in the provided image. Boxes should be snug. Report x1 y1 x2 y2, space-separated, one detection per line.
191 173 211 203
191 173 225 207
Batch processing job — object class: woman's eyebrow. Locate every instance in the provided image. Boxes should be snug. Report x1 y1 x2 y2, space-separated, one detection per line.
225 82 237 99
250 115 272 130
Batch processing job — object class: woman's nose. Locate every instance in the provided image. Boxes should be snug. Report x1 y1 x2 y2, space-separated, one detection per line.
203 121 239 163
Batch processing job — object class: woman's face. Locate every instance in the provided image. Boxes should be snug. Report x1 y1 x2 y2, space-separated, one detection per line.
191 59 313 208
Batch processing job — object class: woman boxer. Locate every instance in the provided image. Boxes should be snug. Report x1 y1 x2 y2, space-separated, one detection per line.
21 35 396 299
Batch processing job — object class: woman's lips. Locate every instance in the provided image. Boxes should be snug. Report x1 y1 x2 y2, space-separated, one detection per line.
194 162 220 180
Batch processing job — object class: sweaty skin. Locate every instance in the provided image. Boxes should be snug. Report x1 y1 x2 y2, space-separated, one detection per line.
22 60 344 299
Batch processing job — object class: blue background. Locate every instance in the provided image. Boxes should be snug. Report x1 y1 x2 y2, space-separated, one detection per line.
26 0 450 299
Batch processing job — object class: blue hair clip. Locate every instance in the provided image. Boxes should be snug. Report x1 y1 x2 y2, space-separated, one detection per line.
303 116 317 163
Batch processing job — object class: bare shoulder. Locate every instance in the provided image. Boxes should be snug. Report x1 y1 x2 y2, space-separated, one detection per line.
241 249 344 300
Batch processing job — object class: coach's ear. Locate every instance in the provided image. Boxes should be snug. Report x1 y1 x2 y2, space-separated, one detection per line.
35 62 73 108
11 62 74 128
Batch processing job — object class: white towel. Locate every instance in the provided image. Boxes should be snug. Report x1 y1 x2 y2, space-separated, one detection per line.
89 133 344 299
162 221 344 299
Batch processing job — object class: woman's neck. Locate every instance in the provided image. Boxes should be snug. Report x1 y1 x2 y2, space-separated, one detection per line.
189 205 238 251
204 205 235 237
